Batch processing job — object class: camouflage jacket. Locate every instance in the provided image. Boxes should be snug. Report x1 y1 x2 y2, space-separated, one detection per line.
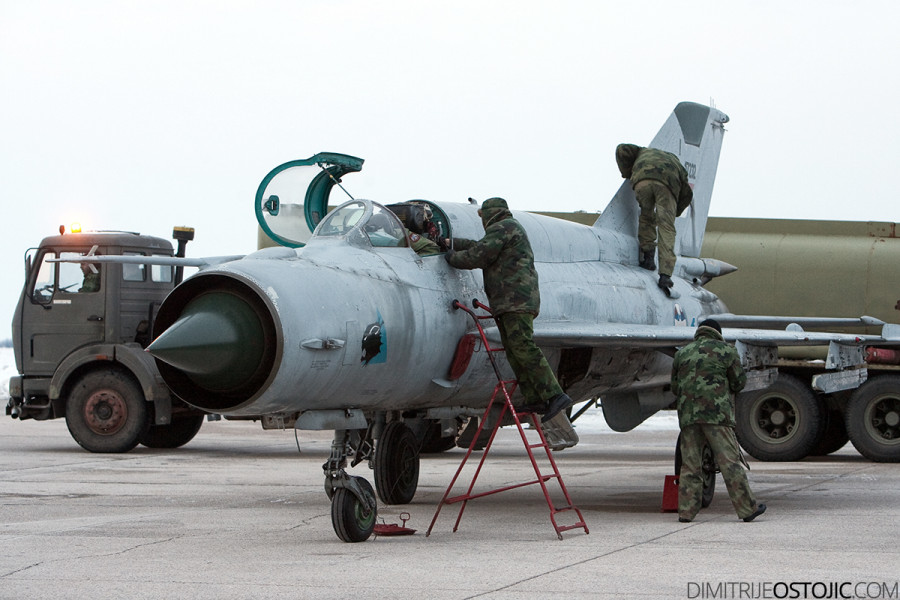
447 198 540 316
406 229 440 256
671 325 746 428
615 144 693 216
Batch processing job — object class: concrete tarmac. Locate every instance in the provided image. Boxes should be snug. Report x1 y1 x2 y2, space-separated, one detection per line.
1 416 898 599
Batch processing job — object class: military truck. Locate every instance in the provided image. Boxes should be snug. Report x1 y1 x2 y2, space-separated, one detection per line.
6 225 205 453
702 217 900 463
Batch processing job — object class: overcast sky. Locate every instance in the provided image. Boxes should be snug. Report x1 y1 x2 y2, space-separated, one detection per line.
1 1 898 335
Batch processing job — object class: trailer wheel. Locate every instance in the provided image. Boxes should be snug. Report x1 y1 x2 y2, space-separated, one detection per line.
810 406 849 456
374 422 420 505
66 370 149 453
140 415 204 449
846 376 900 462
736 373 822 461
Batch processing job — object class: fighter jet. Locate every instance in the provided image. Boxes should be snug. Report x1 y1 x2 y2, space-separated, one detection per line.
71 102 898 542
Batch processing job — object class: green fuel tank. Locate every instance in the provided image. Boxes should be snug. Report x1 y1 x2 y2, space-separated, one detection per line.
701 217 900 329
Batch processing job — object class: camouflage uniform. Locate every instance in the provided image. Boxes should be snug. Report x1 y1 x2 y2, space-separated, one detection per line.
79 269 100 293
671 324 758 521
406 229 441 256
615 144 693 277
447 198 563 407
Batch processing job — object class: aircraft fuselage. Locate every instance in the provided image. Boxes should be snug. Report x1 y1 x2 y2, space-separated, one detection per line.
149 199 726 421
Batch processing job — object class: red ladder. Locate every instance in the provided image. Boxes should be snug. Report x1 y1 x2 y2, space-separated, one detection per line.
426 299 589 540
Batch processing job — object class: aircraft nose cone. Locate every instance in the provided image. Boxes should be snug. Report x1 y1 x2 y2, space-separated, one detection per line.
147 292 266 392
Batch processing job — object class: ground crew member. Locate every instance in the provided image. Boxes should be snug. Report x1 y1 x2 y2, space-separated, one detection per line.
78 262 100 293
671 318 767 523
615 143 693 295
444 197 574 422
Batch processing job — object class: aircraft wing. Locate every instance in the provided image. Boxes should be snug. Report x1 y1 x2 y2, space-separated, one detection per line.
711 314 886 330
481 320 900 349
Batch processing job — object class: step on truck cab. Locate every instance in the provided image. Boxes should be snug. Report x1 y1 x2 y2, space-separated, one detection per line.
7 225 203 453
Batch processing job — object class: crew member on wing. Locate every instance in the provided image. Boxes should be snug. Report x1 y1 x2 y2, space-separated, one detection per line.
615 143 693 295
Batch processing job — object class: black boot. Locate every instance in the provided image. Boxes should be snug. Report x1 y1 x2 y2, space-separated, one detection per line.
639 249 656 271
658 274 673 296
541 393 575 423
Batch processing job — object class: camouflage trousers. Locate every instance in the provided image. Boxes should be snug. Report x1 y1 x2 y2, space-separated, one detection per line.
496 312 564 406
634 179 677 276
679 424 756 521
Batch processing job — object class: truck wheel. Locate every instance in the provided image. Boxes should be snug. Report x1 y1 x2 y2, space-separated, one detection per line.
66 370 149 453
374 422 420 505
139 415 204 449
846 376 900 462
736 373 822 461
810 406 849 456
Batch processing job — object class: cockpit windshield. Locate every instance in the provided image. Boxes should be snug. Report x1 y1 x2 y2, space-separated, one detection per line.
315 201 367 237
363 205 407 248
313 200 409 249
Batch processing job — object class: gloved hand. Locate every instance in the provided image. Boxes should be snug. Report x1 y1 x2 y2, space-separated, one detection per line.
444 249 455 263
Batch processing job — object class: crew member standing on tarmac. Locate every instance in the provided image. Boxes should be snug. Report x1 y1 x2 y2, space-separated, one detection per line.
615 143 693 296
444 197 574 424
671 319 767 523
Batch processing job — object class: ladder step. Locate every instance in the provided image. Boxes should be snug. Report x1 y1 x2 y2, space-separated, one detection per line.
555 523 588 533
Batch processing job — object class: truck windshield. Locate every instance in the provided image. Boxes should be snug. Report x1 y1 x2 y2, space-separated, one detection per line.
31 250 101 302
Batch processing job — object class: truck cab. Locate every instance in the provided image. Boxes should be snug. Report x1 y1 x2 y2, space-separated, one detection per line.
7 226 203 453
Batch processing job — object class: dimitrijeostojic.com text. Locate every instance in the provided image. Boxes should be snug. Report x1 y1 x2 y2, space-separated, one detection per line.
687 581 900 600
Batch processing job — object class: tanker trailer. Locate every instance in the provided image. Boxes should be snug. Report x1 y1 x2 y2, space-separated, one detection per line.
703 217 900 463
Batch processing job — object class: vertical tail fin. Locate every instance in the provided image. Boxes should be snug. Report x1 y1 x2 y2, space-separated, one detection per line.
595 102 729 258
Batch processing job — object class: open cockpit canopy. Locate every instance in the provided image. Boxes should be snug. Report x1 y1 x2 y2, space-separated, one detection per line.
255 152 364 248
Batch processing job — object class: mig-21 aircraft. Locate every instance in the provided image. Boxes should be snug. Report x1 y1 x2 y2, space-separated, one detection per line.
62 102 900 542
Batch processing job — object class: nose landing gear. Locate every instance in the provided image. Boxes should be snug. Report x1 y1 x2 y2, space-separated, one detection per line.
325 429 378 543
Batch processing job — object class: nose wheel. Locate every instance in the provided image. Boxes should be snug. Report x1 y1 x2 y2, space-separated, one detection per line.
324 429 378 542
331 476 377 543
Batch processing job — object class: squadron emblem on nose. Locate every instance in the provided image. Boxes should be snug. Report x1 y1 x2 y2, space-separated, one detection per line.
361 312 386 365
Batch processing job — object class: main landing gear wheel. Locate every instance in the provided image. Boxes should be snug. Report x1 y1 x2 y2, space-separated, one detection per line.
65 370 149 453
331 477 377 543
675 433 716 508
374 422 420 504
419 419 458 454
140 414 204 449
736 373 822 461
846 375 900 462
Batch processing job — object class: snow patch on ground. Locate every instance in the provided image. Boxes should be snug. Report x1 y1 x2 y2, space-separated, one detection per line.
0 348 14 402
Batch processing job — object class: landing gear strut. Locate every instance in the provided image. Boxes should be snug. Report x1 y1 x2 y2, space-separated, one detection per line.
322 421 423 542
324 429 377 542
